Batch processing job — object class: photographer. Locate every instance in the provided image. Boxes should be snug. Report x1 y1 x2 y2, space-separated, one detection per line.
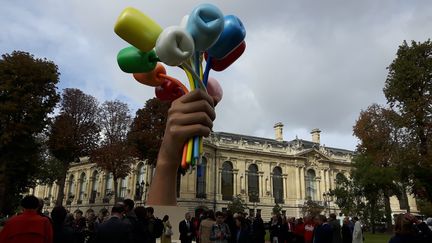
389 213 432 243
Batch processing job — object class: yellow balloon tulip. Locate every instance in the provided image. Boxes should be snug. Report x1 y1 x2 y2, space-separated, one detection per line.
114 7 163 52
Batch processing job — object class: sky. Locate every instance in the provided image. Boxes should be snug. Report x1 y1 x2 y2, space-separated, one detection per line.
1 0 431 151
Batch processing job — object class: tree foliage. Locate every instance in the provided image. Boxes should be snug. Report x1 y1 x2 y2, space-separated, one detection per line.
0 51 60 215
90 142 134 202
90 100 134 203
417 199 432 217
383 40 432 201
48 88 99 205
128 98 170 166
98 100 132 144
227 195 248 213
300 199 324 218
353 104 403 231
329 174 365 217
351 154 392 232
272 203 283 215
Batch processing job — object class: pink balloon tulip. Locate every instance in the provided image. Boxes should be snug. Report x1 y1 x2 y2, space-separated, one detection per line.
206 77 223 105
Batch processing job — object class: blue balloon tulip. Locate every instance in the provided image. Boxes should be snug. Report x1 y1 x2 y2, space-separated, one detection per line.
207 15 246 59
186 3 224 51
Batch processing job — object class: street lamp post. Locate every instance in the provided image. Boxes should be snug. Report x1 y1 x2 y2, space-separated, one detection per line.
143 181 149 203
323 192 331 215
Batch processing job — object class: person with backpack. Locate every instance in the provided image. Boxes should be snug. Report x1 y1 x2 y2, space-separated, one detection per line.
123 199 137 228
147 207 165 243
133 206 150 243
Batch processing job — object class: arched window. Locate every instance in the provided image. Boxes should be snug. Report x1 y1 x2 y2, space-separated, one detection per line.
68 174 75 198
221 161 234 200
248 164 259 202
90 171 98 204
78 173 86 203
105 172 113 196
272 167 284 203
305 169 317 200
119 177 128 199
135 163 145 200
137 163 145 184
47 183 53 198
196 157 207 198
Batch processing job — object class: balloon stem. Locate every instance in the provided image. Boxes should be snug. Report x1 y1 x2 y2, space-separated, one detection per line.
203 55 212 87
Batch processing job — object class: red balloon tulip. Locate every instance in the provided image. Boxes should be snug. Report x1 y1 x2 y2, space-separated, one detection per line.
205 41 246 72
155 78 185 101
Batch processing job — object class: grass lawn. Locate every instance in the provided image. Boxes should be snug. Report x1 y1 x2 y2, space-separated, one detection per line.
364 232 392 243
264 231 391 243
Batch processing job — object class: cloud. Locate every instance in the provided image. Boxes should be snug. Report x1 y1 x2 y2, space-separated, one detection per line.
1 0 432 150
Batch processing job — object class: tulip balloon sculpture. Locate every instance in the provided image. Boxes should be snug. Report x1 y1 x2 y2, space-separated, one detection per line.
114 4 246 173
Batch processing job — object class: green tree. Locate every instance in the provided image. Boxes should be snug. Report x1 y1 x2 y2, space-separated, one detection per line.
227 195 248 213
383 39 432 201
48 88 100 206
128 98 170 166
272 203 282 215
329 174 365 217
417 199 432 217
300 199 324 218
351 154 394 233
0 51 60 215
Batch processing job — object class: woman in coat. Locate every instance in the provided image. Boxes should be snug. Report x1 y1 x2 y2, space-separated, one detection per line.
161 215 173 243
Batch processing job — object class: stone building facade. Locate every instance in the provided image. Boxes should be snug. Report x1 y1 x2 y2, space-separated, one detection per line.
32 124 418 219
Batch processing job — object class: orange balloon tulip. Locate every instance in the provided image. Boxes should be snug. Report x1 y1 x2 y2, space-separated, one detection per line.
133 63 167 87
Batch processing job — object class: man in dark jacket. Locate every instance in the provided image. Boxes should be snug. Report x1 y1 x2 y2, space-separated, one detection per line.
252 213 266 243
179 212 194 243
328 213 342 243
312 215 332 243
95 204 132 243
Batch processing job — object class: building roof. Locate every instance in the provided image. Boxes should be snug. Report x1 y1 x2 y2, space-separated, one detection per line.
211 131 354 156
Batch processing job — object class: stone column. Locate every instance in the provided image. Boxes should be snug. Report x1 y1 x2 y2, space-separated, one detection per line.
331 170 335 190
269 174 273 197
283 175 287 201
295 166 300 199
101 172 107 196
323 170 328 192
320 170 325 198
316 178 321 201
325 170 330 192
217 170 221 194
259 173 264 197
300 167 305 200
233 170 238 195
245 173 249 196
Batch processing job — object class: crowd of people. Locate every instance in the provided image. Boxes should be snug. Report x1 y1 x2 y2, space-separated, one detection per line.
1 195 432 243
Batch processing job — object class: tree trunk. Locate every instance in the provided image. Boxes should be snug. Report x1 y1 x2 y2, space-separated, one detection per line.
369 197 376 234
56 168 68 206
383 190 393 233
370 199 376 234
0 162 7 214
56 176 66 206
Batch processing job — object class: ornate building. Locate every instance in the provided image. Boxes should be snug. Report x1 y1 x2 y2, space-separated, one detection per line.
32 123 418 219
